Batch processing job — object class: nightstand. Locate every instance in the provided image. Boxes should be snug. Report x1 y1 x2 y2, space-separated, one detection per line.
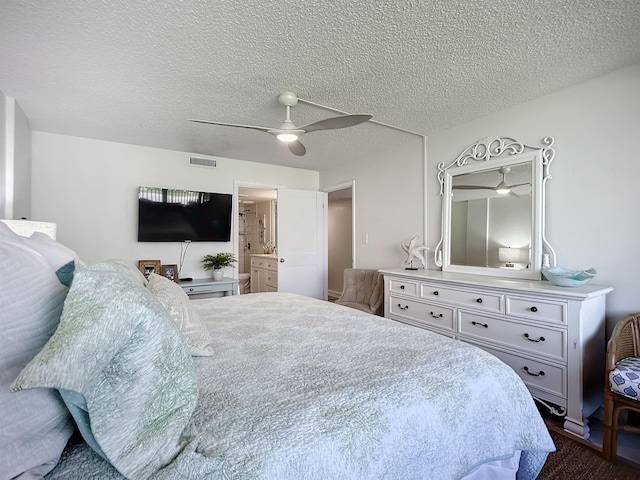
179 277 238 298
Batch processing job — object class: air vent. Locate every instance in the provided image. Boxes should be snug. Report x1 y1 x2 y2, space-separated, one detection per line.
189 157 217 168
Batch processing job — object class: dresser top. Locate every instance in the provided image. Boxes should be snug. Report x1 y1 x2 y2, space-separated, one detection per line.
379 268 613 299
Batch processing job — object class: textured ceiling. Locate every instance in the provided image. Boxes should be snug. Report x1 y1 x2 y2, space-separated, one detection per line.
1 1 639 171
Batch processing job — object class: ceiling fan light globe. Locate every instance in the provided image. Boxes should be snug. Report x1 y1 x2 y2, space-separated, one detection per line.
277 132 299 143
495 180 511 195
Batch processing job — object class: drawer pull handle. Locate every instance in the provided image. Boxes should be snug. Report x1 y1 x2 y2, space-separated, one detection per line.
400 285 405 290
523 366 545 377
430 312 443 319
471 321 488 328
189 288 194 292
524 333 546 343
433 290 439 296
476 298 483 303
530 306 538 312
398 304 409 311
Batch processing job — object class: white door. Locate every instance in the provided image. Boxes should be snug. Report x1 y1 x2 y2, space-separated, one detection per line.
277 188 327 299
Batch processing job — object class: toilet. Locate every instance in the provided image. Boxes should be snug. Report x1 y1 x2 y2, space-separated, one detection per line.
238 272 251 294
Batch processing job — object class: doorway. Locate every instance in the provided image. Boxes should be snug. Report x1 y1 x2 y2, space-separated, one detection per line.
237 186 277 293
325 182 355 300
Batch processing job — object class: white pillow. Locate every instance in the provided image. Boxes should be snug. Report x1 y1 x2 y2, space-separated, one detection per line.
0 222 74 480
100 259 148 286
147 273 214 356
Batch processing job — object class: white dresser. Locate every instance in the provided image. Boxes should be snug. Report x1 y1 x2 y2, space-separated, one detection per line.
380 268 613 439
250 254 278 293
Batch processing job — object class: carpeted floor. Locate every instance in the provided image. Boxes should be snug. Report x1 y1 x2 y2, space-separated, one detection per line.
538 430 640 479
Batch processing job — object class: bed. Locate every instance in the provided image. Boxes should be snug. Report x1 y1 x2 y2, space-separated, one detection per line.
0 222 554 480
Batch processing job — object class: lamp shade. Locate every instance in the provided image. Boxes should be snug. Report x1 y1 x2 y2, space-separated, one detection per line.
1 219 57 240
498 247 520 263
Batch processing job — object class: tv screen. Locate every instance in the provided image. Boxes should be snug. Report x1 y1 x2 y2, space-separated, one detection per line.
138 186 232 242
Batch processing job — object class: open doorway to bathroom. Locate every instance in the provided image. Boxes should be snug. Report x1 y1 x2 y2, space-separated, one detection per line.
238 187 277 294
325 182 355 301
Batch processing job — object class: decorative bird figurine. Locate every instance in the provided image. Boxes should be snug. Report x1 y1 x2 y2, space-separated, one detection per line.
401 235 429 270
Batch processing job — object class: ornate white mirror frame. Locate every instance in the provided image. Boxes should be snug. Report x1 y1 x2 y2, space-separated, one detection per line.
434 136 556 280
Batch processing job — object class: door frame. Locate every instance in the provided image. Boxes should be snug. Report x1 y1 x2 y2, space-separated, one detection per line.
323 180 356 268
324 180 355 298
234 180 283 279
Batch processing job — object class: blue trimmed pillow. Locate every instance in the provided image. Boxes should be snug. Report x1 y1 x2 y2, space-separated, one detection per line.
12 262 199 480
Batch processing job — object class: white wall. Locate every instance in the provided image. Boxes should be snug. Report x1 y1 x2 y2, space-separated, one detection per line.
1 93 32 220
31 132 318 278
322 63 640 333
321 137 425 270
427 63 640 332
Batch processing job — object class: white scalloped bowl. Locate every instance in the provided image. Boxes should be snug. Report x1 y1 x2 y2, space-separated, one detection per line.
542 267 597 287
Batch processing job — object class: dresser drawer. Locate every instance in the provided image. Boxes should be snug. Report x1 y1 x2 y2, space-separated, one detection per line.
420 283 503 313
251 257 277 270
265 271 278 288
506 296 566 325
264 259 278 272
479 345 566 401
181 283 215 294
389 295 455 333
459 311 566 362
389 278 419 297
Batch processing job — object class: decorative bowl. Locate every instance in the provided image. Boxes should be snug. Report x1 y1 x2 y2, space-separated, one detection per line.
542 267 597 287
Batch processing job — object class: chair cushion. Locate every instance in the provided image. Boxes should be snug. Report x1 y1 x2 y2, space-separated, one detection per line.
609 356 640 400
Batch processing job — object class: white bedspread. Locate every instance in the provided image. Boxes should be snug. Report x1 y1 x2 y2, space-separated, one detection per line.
47 292 554 480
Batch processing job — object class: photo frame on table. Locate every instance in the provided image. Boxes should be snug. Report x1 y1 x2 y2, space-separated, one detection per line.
161 264 178 283
138 259 161 279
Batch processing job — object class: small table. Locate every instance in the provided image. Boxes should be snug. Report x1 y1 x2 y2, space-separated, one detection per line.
179 277 238 298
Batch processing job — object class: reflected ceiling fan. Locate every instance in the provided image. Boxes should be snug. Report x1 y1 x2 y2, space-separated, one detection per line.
189 92 372 156
453 167 529 195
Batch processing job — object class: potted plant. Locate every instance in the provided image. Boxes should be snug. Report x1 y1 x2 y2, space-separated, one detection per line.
202 252 237 280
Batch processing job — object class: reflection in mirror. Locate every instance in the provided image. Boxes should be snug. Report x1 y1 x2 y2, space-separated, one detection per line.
435 136 555 280
450 162 532 269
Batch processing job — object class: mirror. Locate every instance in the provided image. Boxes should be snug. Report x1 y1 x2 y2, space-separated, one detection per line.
434 136 555 280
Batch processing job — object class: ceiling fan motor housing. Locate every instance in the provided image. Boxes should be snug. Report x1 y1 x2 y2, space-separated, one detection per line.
278 92 299 107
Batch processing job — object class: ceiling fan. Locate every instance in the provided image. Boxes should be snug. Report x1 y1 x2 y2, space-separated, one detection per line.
189 92 372 156
453 167 530 196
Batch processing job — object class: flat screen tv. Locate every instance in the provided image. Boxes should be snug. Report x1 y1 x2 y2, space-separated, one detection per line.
138 186 232 242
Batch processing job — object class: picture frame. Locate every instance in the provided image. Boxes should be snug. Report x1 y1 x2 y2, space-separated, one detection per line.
161 264 178 283
138 259 161 279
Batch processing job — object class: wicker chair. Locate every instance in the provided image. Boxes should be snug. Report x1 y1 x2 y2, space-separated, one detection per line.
602 312 640 462
335 269 384 316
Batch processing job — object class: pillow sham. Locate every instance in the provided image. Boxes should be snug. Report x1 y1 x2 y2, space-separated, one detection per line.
21 231 79 286
147 273 214 356
12 262 199 480
0 222 74 480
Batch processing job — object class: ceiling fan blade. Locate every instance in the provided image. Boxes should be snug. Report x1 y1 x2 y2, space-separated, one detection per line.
509 182 531 188
189 119 271 133
300 114 372 134
288 140 306 156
